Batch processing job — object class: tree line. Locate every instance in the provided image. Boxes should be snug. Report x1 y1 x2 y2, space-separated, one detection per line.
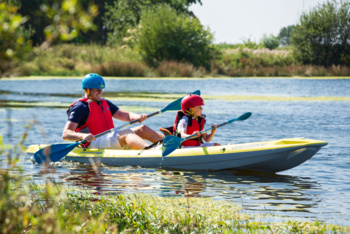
1 0 349 77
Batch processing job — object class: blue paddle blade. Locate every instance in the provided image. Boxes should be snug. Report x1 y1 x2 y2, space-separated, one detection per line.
34 142 79 164
162 135 183 157
237 112 252 121
226 112 252 124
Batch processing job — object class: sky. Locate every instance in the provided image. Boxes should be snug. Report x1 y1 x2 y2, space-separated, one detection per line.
189 0 329 44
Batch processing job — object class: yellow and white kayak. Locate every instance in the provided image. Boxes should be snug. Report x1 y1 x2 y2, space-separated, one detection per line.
26 138 327 173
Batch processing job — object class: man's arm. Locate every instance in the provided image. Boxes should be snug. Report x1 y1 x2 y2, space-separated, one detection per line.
62 121 95 142
112 109 147 123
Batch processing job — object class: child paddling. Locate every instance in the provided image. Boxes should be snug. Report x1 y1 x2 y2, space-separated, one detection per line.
173 94 221 147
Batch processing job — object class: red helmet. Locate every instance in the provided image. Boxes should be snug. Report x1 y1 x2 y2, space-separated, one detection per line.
181 94 204 111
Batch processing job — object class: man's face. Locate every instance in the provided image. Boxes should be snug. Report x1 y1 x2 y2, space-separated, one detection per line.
89 88 103 102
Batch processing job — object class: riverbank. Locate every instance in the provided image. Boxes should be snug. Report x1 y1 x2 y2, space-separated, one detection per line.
9 44 350 78
2 174 349 233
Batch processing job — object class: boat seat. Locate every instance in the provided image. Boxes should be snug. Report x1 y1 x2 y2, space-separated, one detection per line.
160 126 173 137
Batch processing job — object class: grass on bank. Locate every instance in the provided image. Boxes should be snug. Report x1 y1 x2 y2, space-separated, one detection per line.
11 44 350 78
1 132 350 233
2 175 350 233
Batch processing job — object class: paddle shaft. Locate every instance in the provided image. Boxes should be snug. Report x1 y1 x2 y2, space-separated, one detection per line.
182 116 243 142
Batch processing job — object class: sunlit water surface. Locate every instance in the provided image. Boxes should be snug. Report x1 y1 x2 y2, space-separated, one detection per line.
0 77 349 226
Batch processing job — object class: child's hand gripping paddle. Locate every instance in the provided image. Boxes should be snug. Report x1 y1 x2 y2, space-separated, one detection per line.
34 90 201 164
162 112 252 157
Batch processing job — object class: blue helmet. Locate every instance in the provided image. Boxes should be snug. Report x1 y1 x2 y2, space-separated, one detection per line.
82 73 105 90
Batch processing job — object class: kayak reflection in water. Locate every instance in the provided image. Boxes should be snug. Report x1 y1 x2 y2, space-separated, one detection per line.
62 73 164 150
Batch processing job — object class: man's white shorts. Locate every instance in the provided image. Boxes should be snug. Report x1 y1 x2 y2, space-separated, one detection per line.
88 131 132 150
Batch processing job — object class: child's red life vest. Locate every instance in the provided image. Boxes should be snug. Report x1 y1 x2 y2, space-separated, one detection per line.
68 98 114 135
173 111 206 147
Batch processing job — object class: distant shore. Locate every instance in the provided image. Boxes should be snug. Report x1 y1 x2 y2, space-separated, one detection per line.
7 44 350 78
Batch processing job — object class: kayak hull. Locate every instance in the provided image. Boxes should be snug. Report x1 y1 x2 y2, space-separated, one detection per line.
26 138 327 173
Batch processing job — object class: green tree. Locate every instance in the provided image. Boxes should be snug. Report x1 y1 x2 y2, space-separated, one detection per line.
0 2 32 76
103 0 141 46
1 0 97 76
278 25 295 46
291 0 350 67
103 0 202 46
11 0 98 50
16 0 202 46
37 0 98 51
16 0 109 46
147 0 202 15
260 34 280 50
138 4 215 69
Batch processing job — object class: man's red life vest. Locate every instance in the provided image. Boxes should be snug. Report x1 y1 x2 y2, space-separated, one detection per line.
68 98 114 135
173 111 205 147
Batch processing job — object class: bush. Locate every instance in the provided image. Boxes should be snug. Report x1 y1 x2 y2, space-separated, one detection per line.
13 44 143 76
260 34 280 50
138 4 216 70
217 48 296 69
156 61 205 77
291 0 350 67
241 38 261 49
92 61 148 77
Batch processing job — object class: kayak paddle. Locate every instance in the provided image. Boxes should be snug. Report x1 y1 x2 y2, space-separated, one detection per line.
162 112 252 157
34 90 200 164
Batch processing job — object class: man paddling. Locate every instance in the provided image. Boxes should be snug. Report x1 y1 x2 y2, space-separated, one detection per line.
62 73 164 150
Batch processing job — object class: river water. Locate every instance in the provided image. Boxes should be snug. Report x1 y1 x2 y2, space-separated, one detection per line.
0 77 349 226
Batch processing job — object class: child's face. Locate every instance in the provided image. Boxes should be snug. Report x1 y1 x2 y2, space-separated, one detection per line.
192 105 203 117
